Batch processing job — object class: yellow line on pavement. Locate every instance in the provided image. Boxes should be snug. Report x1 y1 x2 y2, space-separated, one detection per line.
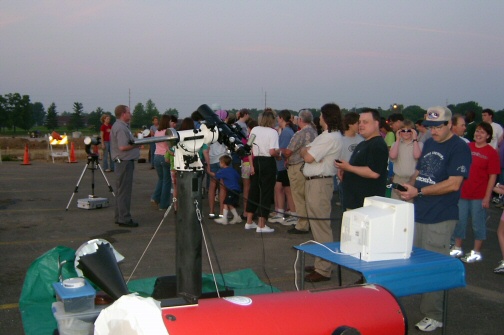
0 303 19 310
0 208 64 213
0 232 172 246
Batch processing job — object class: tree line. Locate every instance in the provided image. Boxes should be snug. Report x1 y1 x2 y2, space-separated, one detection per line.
1 92 503 135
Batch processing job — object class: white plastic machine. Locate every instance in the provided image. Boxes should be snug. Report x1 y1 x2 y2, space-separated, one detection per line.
340 196 414 262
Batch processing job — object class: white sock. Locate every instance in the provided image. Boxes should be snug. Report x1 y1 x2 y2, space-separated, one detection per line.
231 208 240 219
222 209 229 222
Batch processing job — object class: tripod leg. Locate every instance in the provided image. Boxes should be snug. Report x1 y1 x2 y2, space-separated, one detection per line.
66 162 90 210
97 163 115 197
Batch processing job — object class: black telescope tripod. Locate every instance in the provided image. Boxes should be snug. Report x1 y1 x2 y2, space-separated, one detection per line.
66 154 115 210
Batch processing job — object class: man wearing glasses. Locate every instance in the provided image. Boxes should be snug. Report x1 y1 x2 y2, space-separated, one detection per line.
398 106 472 332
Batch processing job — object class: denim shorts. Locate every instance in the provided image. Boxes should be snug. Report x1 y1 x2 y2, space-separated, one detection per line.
453 198 487 240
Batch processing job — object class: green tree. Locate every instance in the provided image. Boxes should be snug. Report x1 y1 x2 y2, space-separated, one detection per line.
131 102 146 129
402 105 427 122
87 107 105 132
69 102 85 131
6 93 33 132
448 101 483 122
0 95 8 131
32 102 45 126
145 99 160 126
45 102 58 130
164 108 179 118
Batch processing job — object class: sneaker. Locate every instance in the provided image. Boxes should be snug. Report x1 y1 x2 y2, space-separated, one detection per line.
214 217 228 225
493 260 504 274
449 246 463 258
281 216 298 226
208 213 217 219
244 222 258 230
415 317 443 332
461 250 482 263
256 225 275 233
229 217 242 224
268 214 284 223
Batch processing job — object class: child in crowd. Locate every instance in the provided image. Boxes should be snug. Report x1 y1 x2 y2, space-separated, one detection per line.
210 155 242 225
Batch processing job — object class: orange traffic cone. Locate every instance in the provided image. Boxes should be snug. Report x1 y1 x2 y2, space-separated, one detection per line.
69 142 78 163
21 144 31 165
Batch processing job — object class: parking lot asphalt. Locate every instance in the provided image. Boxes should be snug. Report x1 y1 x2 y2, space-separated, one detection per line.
0 160 503 334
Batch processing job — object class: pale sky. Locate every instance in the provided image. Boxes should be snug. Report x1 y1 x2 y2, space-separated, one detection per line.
1 0 503 117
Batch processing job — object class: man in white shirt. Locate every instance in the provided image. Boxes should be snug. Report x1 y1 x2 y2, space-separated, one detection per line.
300 103 344 283
482 108 503 149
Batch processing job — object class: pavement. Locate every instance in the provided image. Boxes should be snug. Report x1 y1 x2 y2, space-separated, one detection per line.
0 160 503 334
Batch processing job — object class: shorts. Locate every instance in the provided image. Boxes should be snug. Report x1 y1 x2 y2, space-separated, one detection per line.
224 190 240 207
241 162 251 179
276 169 290 187
210 162 220 174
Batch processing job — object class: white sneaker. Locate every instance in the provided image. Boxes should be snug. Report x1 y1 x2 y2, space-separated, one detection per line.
268 214 284 223
256 225 274 233
229 217 242 224
214 217 228 225
415 317 443 332
449 246 463 258
461 250 482 263
244 222 258 230
494 260 504 274
281 216 298 226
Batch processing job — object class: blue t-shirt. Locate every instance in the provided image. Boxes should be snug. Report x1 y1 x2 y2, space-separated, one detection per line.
414 135 472 224
277 127 295 171
215 166 241 192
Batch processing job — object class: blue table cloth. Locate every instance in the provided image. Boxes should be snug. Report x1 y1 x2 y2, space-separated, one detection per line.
294 242 465 297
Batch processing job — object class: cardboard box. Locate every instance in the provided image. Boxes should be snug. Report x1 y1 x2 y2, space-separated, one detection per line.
52 279 96 313
52 301 106 335
77 197 109 210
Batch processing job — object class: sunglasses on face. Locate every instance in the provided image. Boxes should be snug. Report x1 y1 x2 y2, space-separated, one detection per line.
400 129 412 133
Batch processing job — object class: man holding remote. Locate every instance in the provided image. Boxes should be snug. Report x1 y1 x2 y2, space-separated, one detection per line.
398 106 472 332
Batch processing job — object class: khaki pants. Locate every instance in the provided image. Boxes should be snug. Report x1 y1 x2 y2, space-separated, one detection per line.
287 163 309 231
305 177 334 277
415 220 457 321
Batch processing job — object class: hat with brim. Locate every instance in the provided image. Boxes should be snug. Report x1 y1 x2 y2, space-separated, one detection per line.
423 106 452 127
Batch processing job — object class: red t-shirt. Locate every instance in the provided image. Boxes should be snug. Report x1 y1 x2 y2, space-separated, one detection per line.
461 142 500 199
100 123 112 142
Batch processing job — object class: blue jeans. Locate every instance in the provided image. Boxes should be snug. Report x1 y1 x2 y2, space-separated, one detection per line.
453 198 487 240
152 155 172 209
102 141 114 171
150 143 156 167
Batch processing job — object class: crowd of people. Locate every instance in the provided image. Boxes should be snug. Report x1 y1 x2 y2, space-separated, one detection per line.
104 103 504 333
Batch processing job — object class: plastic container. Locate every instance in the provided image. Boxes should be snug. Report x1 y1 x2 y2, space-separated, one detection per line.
52 278 96 313
52 301 106 335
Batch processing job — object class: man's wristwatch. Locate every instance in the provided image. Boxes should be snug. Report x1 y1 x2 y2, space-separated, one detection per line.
417 187 423 197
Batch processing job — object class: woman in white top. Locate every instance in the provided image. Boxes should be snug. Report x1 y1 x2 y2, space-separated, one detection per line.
245 109 280 233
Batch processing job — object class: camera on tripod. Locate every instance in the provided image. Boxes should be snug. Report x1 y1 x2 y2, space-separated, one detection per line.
84 136 101 156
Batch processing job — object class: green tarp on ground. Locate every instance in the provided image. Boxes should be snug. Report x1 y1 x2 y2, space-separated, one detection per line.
19 246 280 335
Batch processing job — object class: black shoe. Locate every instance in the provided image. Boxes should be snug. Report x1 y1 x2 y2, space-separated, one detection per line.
116 220 139 227
304 265 315 273
288 227 309 234
304 271 330 283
